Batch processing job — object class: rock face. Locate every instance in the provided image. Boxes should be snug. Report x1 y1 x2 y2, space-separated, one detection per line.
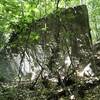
0 45 44 81
35 5 91 55
0 51 17 81
0 5 92 81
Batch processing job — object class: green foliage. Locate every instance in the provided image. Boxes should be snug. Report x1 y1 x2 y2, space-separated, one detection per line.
86 0 100 43
30 32 40 43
